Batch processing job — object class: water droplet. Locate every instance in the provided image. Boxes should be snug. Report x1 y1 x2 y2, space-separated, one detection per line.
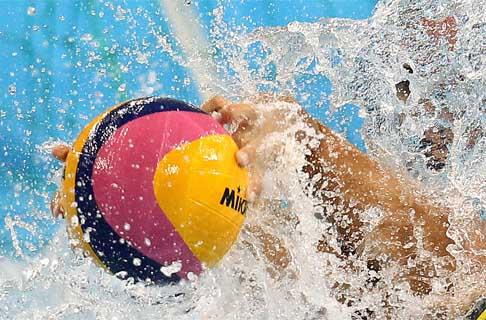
118 83 126 92
8 84 16 95
187 272 198 281
147 71 157 83
83 230 91 243
116 271 128 278
27 6 36 16
123 222 131 231
115 6 127 21
97 68 106 77
144 238 151 246
132 258 142 266
160 261 182 276
80 33 93 42
40 258 50 266
70 215 79 227
135 52 148 65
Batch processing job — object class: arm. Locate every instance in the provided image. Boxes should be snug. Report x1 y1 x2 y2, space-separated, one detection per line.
301 113 453 257
301 112 455 293
203 95 455 294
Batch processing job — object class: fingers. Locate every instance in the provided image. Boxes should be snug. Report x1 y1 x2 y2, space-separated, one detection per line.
235 145 257 167
52 144 70 162
201 96 230 114
50 191 65 219
220 104 259 147
219 103 258 126
202 96 258 126
236 144 262 202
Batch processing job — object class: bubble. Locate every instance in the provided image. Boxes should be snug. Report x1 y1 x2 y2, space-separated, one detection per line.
116 271 128 278
26 6 36 16
132 258 142 267
80 33 93 42
160 261 182 276
115 6 127 21
186 271 198 281
40 258 49 267
118 83 127 92
70 216 79 227
8 84 16 95
135 52 148 65
144 238 151 246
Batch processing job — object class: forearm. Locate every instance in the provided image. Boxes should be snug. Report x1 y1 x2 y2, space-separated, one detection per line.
298 111 453 258
300 111 413 212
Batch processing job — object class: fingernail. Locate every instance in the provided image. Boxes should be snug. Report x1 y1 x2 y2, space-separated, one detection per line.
248 191 257 202
236 150 249 167
211 111 222 122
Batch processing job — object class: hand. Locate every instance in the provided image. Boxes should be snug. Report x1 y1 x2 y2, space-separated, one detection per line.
202 95 304 277
201 95 302 202
50 144 70 218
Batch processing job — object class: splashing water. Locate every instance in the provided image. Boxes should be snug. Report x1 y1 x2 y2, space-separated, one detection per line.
1 0 484 319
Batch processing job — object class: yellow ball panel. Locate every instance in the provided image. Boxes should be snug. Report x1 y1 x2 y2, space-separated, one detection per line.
478 310 486 320
153 134 248 267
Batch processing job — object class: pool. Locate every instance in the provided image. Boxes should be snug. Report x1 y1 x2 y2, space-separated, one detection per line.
1 1 484 319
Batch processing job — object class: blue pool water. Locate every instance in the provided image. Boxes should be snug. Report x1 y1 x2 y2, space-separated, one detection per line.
0 0 375 258
2 1 485 319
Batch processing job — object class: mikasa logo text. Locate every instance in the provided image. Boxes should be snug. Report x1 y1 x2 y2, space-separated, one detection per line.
219 187 247 215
